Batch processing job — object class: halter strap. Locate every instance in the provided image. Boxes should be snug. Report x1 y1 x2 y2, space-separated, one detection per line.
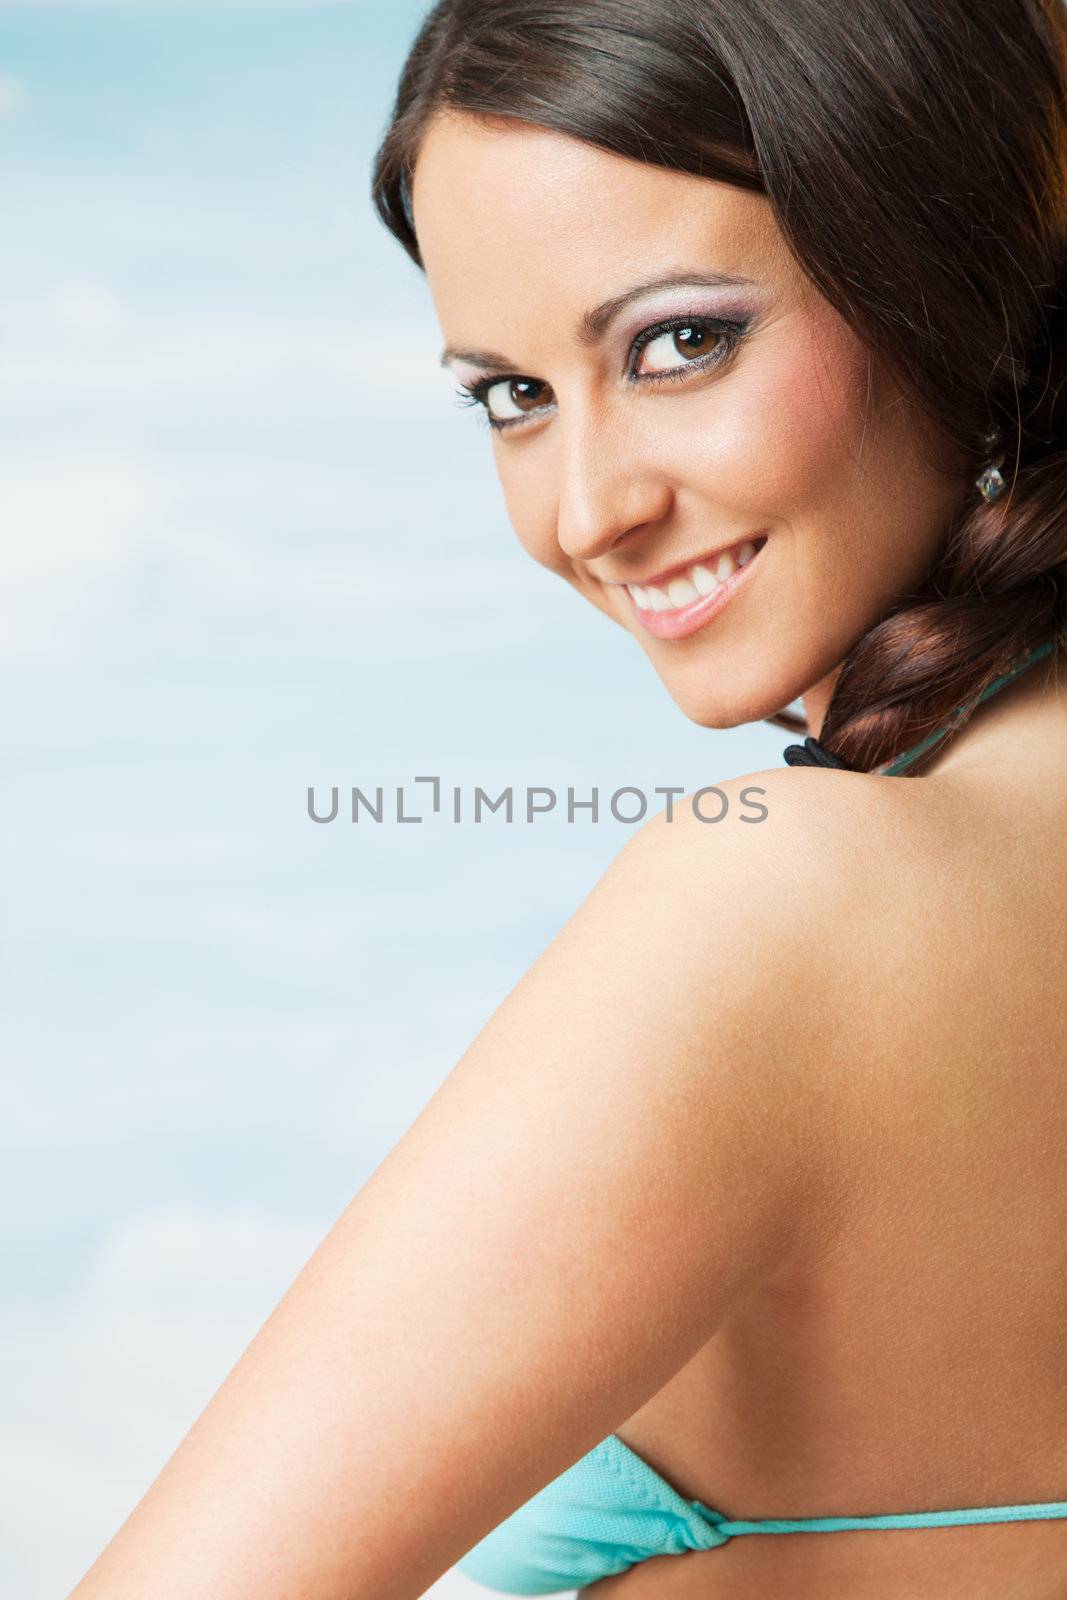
782 636 1057 774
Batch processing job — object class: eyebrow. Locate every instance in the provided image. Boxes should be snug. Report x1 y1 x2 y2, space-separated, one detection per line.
438 270 759 371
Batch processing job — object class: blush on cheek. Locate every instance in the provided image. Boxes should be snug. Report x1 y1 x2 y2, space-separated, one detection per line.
721 317 875 518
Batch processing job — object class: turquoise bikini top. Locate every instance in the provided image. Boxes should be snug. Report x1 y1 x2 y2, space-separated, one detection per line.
457 636 1064 1596
457 1431 1067 1595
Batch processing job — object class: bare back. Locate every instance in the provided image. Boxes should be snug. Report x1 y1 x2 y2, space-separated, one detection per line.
590 668 1067 1600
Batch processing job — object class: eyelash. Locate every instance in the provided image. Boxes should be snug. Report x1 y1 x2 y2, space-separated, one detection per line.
454 312 751 433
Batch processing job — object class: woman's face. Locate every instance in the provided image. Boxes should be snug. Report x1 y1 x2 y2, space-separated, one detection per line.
411 112 967 729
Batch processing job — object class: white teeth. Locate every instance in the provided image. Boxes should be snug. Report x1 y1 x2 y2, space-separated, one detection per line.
625 539 760 612
666 576 699 607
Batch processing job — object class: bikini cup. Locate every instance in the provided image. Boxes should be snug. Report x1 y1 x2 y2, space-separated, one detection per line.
455 1428 1067 1596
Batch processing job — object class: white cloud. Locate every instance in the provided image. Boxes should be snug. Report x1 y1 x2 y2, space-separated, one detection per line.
0 436 550 661
0 449 166 655
2 1206 323 1597
1 293 448 406
0 290 530 659
54 279 124 333
0 70 28 118
81 1205 320 1312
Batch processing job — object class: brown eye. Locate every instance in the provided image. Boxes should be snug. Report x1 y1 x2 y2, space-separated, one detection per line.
636 322 724 375
676 326 710 353
484 376 554 424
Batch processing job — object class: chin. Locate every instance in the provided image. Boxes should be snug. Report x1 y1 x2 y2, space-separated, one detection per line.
639 649 797 732
654 677 776 732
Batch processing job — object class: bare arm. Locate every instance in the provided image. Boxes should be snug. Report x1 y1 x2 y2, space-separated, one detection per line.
67 769 850 1600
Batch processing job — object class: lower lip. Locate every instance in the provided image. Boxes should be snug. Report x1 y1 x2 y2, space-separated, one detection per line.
624 536 767 640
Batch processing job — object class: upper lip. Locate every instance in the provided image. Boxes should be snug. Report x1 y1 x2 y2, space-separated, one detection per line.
600 535 761 591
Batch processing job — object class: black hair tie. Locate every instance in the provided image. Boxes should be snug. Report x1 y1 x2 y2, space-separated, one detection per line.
782 736 854 769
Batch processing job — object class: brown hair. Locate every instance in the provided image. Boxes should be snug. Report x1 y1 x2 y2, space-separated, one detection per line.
371 0 1067 774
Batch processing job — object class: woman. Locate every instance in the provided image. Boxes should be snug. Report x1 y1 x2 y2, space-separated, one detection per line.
69 2 1067 1598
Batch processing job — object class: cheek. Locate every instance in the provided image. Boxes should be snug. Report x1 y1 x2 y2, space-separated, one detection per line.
708 317 875 522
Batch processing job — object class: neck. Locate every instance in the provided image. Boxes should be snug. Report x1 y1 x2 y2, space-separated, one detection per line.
801 661 845 741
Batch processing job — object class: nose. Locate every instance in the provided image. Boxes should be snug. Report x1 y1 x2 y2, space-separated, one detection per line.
554 407 675 564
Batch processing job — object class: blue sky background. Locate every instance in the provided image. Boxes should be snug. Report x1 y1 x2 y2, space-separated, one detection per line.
1 4 792 1593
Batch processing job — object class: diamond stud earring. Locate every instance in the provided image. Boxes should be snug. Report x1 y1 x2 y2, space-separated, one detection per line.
975 426 1007 502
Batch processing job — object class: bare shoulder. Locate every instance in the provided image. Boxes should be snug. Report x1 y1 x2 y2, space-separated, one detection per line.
602 763 907 1125
528 762 891 1229
613 762 895 966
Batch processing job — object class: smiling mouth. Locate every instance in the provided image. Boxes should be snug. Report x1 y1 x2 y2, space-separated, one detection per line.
613 534 768 641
